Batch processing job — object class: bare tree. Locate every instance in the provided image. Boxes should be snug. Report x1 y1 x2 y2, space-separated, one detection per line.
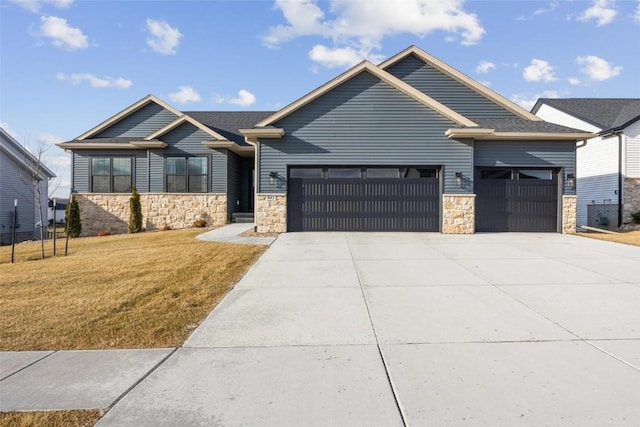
18 139 55 260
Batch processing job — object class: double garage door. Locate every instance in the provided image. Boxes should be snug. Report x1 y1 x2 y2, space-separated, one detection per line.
287 167 439 232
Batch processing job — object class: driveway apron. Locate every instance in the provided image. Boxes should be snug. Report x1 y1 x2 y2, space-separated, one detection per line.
98 232 640 426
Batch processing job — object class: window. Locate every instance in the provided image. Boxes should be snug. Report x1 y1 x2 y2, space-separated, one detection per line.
404 168 437 178
327 168 361 179
480 169 512 180
91 157 132 192
166 157 208 193
289 168 323 178
518 169 552 180
366 168 399 179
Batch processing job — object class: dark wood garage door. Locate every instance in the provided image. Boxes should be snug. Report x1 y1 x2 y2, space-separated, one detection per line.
287 167 440 232
475 168 559 232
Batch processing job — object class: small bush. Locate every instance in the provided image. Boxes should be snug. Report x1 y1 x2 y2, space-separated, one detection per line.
193 219 207 228
128 186 143 234
97 230 110 237
65 195 82 238
631 211 640 225
161 224 172 231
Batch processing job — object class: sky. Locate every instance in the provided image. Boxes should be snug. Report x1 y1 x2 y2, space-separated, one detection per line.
1 0 639 197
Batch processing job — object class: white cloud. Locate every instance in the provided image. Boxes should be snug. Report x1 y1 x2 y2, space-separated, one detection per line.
534 1 559 15
37 133 62 146
308 44 384 68
168 86 201 103
511 90 561 111
39 16 88 50
568 77 581 85
1 121 20 139
264 0 485 69
523 59 557 82
229 89 257 107
475 60 496 74
576 55 622 81
10 0 72 13
577 0 617 26
146 18 182 55
634 0 640 23
56 72 132 88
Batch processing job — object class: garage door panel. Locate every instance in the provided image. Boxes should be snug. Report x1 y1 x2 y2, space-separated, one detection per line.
476 169 558 232
288 176 439 232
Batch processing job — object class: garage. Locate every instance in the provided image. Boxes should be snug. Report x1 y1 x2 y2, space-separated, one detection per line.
475 168 559 232
287 167 440 232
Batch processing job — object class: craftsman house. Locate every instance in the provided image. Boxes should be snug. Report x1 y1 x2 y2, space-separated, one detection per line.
58 46 591 235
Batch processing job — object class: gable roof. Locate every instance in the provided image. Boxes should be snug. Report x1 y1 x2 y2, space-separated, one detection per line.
76 94 182 140
145 114 230 141
255 61 478 128
445 117 593 140
379 46 542 122
0 127 55 179
185 111 274 145
532 98 640 131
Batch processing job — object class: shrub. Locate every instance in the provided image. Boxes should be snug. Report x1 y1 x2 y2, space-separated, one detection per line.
161 224 172 231
631 211 640 225
65 195 82 238
97 230 111 237
128 186 143 233
193 219 207 228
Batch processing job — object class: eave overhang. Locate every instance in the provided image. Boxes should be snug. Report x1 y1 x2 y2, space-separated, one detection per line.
202 140 255 157
56 141 167 150
239 128 285 139
445 129 595 140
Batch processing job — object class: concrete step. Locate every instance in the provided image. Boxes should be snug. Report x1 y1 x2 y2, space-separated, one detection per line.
232 212 254 223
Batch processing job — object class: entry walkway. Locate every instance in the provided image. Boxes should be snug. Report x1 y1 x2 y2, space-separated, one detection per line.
195 223 278 245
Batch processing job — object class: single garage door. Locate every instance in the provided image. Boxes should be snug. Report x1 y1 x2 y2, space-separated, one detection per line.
475 168 559 232
287 167 440 232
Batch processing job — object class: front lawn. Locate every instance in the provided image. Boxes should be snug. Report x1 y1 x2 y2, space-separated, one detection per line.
0 229 266 350
0 410 101 427
578 230 640 247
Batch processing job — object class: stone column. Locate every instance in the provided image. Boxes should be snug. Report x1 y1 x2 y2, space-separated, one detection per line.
562 195 577 234
256 193 287 233
442 194 475 234
623 177 640 225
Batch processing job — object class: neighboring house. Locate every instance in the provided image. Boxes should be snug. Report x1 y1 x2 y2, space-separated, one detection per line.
0 127 55 244
58 46 591 236
532 98 640 228
48 198 68 225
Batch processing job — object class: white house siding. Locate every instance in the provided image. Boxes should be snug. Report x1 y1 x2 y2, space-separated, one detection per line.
625 120 640 178
534 104 619 227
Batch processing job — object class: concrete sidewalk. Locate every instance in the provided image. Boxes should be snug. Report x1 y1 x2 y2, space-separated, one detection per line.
196 223 278 245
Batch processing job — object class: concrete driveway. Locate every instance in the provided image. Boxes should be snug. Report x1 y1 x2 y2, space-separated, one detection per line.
97 232 640 426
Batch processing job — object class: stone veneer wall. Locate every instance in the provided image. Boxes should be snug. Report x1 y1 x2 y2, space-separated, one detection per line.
442 194 475 234
623 177 640 224
562 195 577 234
256 193 287 233
75 193 227 236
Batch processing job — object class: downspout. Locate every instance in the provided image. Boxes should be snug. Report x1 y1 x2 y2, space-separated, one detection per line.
244 136 258 231
617 132 623 227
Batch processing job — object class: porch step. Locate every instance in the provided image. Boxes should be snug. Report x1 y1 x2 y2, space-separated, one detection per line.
232 212 254 223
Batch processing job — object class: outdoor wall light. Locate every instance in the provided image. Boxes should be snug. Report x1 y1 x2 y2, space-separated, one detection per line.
566 173 575 189
455 172 463 187
269 171 278 185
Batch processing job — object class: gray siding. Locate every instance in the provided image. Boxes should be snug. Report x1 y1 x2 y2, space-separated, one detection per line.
0 152 37 243
227 151 241 218
149 150 164 192
386 55 517 120
72 150 147 192
474 140 576 195
259 71 473 194
211 149 227 193
95 103 178 138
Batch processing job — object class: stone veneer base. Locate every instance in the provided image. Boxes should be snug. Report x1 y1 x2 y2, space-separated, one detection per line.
623 177 640 225
75 193 227 236
442 194 475 234
256 193 287 233
562 195 577 234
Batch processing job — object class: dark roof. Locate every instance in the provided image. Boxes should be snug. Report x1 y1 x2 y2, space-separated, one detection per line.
184 111 275 145
61 137 161 144
471 118 587 133
531 98 640 131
